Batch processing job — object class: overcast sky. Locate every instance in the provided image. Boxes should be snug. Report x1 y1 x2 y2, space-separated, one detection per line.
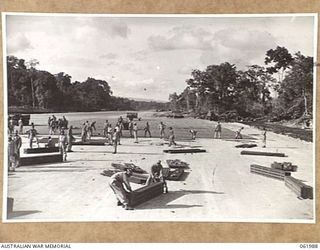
5 14 315 101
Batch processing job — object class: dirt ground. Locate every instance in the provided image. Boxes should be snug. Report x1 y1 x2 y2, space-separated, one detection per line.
5 111 314 222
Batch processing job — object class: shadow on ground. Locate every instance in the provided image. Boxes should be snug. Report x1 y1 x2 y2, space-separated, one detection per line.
136 189 224 210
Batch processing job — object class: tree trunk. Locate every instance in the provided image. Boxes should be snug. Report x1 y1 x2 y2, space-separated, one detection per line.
30 76 35 108
303 89 308 115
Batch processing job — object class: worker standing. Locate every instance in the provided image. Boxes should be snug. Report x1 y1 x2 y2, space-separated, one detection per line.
8 137 15 172
59 130 68 161
103 120 109 138
107 124 113 145
214 121 222 139
146 160 168 193
115 123 121 145
262 128 267 148
109 168 134 210
13 130 22 169
81 123 87 142
67 125 74 152
112 128 120 154
8 118 14 135
18 117 23 134
168 127 177 147
144 122 152 137
133 122 138 143
128 120 134 138
27 123 39 148
159 121 166 139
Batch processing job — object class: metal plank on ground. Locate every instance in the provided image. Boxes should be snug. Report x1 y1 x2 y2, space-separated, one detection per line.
20 154 63 166
241 151 286 157
24 147 60 154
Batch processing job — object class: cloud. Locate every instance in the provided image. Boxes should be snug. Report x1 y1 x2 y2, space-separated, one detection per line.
7 33 33 54
86 18 131 38
148 25 213 51
99 53 118 59
178 65 194 75
200 29 277 68
213 28 276 52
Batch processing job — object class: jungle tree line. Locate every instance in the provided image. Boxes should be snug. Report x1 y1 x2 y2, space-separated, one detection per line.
169 46 314 120
7 56 166 112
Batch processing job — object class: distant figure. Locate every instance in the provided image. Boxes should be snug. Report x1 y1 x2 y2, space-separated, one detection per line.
67 125 74 152
146 160 168 193
159 121 166 139
168 127 177 147
189 129 197 140
48 116 52 130
62 116 68 129
87 121 96 140
133 123 138 143
235 127 244 139
118 116 124 137
109 168 134 210
214 121 222 139
49 116 57 135
115 123 121 145
8 118 14 135
13 130 22 169
45 136 56 148
59 130 68 161
18 117 23 134
103 120 109 137
8 137 15 172
107 124 113 145
128 121 134 138
27 123 39 148
81 123 87 142
144 122 151 137
112 128 120 154
262 128 267 148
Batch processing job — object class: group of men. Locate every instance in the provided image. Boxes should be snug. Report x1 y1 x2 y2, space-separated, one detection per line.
48 115 68 135
81 121 97 142
8 117 24 135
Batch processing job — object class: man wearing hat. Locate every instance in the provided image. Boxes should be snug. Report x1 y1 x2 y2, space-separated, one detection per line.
146 160 168 193
109 168 134 210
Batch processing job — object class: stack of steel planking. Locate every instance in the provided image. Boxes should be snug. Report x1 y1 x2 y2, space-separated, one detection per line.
128 182 164 207
250 163 312 199
250 164 291 180
20 154 63 166
24 147 60 154
284 176 313 199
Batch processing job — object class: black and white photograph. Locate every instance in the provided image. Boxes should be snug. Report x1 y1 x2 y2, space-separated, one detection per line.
2 13 317 222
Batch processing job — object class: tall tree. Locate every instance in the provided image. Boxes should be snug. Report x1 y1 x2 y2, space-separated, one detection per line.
278 52 313 117
265 46 294 83
25 59 40 108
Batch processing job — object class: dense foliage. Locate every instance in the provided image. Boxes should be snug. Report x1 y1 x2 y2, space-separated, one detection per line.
7 56 167 112
169 47 313 121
